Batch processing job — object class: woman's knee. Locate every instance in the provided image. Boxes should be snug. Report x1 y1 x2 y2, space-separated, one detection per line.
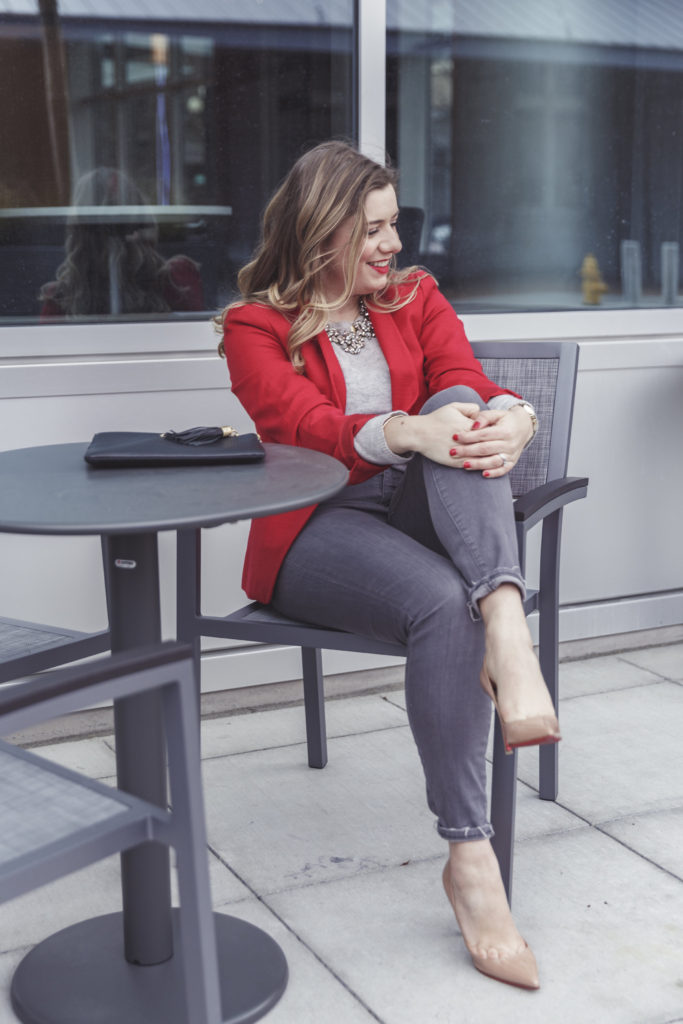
408 567 472 633
420 385 484 415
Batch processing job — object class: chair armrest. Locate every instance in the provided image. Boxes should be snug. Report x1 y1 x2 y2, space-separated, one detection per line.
514 476 589 531
0 642 193 717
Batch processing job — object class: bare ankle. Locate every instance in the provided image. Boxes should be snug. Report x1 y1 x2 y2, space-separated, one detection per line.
479 582 525 627
448 838 500 877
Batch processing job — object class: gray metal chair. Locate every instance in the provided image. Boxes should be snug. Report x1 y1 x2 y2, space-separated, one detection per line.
0 642 222 1024
0 539 111 684
177 340 588 898
0 614 110 684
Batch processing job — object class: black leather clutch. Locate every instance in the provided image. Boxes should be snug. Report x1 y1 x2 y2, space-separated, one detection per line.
85 428 265 467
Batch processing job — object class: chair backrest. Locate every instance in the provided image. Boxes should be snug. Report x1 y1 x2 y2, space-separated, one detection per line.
471 341 579 499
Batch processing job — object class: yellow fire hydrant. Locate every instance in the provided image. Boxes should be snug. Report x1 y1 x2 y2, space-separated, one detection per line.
580 253 607 305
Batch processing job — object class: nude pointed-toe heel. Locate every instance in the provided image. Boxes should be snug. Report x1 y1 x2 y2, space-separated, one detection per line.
479 663 561 754
441 864 540 991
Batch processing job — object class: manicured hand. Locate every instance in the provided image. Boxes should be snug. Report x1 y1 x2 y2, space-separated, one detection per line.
450 406 533 477
384 402 481 466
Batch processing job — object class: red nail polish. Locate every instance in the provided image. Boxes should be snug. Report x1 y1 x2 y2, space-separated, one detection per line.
483 471 490 478
452 434 459 441
463 461 471 469
449 448 458 456
472 421 481 429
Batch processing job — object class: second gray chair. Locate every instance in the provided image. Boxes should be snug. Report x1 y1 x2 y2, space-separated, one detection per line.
0 643 222 1024
0 537 110 684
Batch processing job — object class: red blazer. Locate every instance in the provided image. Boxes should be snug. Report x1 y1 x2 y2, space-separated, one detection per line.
223 273 514 603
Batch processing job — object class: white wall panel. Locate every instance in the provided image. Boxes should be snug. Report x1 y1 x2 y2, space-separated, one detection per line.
0 317 682 692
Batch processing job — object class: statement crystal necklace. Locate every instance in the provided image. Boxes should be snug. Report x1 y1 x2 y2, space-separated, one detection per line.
325 298 374 355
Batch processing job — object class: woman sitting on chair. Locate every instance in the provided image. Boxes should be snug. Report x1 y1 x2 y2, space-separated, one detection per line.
218 140 560 991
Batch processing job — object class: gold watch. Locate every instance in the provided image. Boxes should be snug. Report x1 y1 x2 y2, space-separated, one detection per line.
514 402 538 447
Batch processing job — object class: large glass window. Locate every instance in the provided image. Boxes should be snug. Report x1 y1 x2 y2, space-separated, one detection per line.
387 1 683 311
5 1 681 325
0 1 353 323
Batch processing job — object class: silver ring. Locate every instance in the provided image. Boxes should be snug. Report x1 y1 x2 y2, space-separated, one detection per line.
498 453 508 467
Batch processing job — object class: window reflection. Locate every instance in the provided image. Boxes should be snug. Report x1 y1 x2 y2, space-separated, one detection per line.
0 0 353 322
387 0 683 311
39 168 204 318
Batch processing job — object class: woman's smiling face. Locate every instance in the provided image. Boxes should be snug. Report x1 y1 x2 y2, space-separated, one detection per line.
322 184 402 309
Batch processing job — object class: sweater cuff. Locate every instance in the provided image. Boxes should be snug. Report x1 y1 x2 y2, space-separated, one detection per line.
354 412 414 465
488 394 523 411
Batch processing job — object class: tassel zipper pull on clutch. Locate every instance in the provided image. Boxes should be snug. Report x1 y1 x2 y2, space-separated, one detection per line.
162 426 239 447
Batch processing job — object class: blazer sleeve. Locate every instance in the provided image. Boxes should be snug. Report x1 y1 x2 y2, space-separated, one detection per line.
223 303 381 480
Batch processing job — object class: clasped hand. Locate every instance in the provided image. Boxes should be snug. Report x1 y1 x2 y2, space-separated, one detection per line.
385 402 533 477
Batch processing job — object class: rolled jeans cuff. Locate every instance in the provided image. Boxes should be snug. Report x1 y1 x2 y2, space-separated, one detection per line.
468 571 526 622
437 821 495 842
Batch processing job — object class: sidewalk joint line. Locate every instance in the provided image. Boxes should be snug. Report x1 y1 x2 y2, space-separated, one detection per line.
207 844 386 1022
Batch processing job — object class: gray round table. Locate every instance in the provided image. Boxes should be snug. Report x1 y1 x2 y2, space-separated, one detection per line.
0 441 348 1024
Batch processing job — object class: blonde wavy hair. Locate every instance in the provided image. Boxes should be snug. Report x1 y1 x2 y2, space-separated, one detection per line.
216 140 423 371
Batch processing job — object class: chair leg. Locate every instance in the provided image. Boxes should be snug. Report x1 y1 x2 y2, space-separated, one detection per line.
164 673 223 1024
301 647 327 769
539 743 558 802
538 510 562 801
490 718 518 905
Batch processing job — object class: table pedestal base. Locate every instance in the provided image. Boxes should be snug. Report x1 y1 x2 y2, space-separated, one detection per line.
11 910 288 1024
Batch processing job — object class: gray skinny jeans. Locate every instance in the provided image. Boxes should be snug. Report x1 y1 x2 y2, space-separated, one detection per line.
271 386 525 841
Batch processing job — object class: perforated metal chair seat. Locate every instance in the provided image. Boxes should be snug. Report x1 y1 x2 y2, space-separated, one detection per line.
0 615 110 684
0 745 129 870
